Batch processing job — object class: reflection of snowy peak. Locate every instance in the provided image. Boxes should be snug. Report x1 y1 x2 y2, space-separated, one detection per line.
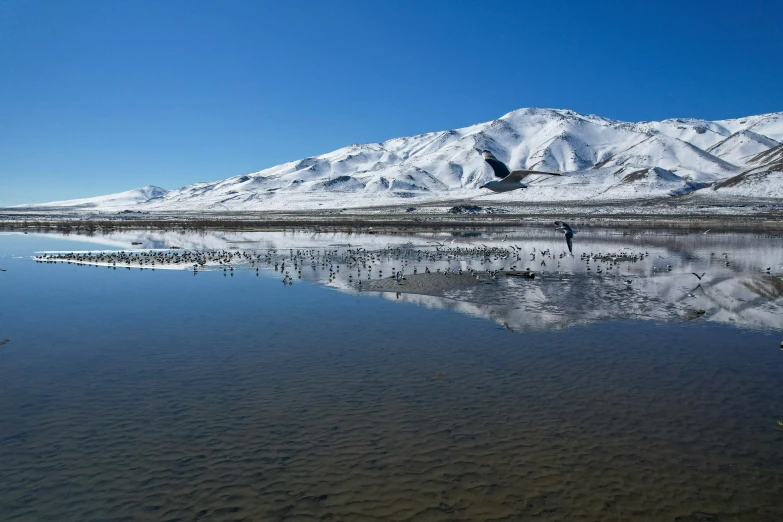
18 108 783 211
36 229 783 331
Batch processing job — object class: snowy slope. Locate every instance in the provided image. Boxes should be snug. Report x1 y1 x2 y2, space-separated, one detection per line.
712 144 783 197
706 130 780 166
14 108 783 211
631 112 783 149
18 186 169 209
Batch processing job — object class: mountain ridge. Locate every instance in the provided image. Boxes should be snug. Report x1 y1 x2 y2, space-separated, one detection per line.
13 108 783 211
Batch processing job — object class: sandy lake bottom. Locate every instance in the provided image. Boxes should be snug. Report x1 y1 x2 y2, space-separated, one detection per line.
1 229 781 521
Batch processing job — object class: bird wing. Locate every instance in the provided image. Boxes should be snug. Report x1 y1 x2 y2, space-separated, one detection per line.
555 221 573 233
565 230 573 253
502 169 562 183
483 152 511 179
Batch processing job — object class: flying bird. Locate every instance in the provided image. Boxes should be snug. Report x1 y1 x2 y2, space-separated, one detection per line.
692 272 705 280
479 150 562 192
554 221 575 254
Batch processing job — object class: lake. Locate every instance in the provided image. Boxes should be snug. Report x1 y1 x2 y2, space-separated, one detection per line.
1 229 781 521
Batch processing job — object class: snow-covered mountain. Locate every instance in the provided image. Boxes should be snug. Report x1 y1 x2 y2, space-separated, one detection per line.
713 144 783 197
15 108 783 211
706 130 779 165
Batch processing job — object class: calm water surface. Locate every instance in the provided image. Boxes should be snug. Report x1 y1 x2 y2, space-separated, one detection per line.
0 230 781 521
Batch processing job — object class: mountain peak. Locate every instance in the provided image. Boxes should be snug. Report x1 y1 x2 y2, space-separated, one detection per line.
13 108 783 211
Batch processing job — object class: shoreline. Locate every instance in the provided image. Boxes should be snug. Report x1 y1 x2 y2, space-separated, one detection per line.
2 197 783 233
2 213 782 234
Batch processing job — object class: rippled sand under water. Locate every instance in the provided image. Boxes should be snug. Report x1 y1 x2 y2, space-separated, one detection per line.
1 231 782 521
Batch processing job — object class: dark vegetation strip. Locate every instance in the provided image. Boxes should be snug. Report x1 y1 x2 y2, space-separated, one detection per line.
2 213 782 234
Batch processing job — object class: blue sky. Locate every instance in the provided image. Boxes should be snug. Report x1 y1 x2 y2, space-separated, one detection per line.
1 0 781 206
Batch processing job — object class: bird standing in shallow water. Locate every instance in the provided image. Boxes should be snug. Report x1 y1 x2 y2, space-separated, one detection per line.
478 150 562 193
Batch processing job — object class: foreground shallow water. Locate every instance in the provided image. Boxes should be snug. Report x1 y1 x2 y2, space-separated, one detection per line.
1 229 782 521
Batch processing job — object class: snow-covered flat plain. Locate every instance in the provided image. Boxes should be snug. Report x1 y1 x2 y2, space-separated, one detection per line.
11 108 783 214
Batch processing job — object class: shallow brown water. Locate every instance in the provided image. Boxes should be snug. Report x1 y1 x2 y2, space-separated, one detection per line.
1 231 781 521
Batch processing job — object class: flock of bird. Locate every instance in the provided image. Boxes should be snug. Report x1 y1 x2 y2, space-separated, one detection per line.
31 225 757 296
31 241 612 288
24 226 783 337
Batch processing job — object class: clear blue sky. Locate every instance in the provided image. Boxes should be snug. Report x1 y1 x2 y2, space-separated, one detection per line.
1 0 781 206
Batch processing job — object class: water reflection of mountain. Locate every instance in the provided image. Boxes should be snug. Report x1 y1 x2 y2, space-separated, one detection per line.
376 271 783 332
25 228 783 332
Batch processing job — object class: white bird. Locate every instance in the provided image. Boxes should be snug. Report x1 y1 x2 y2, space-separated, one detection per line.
554 221 575 254
479 150 562 193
